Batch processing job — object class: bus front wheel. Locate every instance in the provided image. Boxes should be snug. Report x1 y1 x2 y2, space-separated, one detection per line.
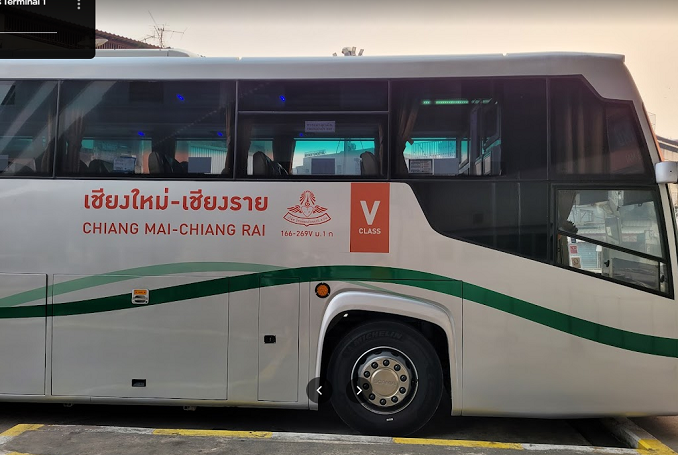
328 321 443 436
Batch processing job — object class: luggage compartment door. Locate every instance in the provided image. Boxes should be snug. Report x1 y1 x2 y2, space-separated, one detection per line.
52 275 228 399
0 273 46 395
258 277 299 402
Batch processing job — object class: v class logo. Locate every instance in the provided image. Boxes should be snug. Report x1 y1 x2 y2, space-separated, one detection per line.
360 201 380 226
350 183 389 253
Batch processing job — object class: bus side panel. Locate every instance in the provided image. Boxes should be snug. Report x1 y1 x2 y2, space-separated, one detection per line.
258 278 299 402
0 273 46 395
51 275 228 399
462 278 678 416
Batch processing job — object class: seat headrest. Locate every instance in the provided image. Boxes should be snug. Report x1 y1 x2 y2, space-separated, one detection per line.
148 151 164 174
252 151 282 176
88 159 110 174
148 151 175 174
360 152 379 176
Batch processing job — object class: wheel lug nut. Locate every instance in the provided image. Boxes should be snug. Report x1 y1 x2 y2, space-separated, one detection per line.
379 398 387 405
363 371 370 378
363 383 369 389
383 360 390 366
400 375 407 382
369 394 375 400
391 396 398 403
394 364 401 371
371 362 378 369
399 387 406 394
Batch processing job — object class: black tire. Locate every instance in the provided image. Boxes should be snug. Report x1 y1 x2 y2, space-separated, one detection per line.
328 321 443 436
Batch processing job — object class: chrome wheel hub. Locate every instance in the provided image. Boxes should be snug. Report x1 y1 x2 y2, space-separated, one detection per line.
352 347 418 414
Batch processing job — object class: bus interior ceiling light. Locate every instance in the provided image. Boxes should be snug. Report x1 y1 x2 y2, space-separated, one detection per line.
434 99 469 105
177 94 185 101
138 132 145 136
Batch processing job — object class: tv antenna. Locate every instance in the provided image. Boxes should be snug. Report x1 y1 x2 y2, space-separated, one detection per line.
333 46 364 57
142 11 186 48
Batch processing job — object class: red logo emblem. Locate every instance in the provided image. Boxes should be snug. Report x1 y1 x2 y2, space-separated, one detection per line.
284 190 331 226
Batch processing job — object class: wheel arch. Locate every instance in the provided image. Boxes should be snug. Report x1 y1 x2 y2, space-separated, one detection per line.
313 290 460 415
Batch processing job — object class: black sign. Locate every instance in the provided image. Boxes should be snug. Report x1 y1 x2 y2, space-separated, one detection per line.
0 0 95 58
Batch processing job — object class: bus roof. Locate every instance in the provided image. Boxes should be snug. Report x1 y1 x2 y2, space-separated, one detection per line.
0 52 636 101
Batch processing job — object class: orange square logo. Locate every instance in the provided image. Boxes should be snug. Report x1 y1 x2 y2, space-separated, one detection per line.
350 183 389 253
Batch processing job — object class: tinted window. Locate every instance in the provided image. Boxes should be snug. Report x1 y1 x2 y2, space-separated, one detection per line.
501 79 547 179
556 189 667 293
237 108 386 177
408 181 549 261
392 78 547 178
0 80 58 176
57 81 235 177
551 78 650 176
238 80 388 112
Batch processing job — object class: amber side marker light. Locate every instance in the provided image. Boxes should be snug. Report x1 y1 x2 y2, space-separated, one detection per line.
315 283 330 298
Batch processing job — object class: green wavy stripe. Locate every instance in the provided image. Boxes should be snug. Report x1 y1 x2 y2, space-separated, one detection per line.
1 264 677 358
0 262 282 308
462 284 678 358
342 280 678 358
48 266 461 317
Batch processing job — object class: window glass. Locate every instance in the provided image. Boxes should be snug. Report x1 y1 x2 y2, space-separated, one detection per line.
391 78 547 178
0 80 58 176
57 81 234 177
407 181 549 261
238 80 388 112
557 189 667 293
403 138 460 176
558 236 667 293
237 114 385 177
551 78 650 176
392 79 496 177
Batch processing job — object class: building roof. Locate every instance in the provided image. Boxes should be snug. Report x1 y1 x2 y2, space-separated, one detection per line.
658 136 678 154
95 29 160 50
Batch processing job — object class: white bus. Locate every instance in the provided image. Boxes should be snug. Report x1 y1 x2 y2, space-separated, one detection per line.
0 51 675 436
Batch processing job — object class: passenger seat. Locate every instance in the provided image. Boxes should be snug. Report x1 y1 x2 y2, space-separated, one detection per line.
360 152 379 176
148 151 172 174
252 151 284 176
88 159 111 174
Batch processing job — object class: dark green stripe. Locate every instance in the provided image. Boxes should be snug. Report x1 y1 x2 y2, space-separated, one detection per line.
0 305 46 319
463 283 678 358
0 262 281 308
52 277 230 317
4 264 678 358
51 266 460 317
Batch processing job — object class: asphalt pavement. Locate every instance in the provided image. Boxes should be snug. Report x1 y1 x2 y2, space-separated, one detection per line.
0 402 674 455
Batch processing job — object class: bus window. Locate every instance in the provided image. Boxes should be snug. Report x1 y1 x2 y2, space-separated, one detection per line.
238 80 388 112
556 189 668 293
392 78 547 179
56 81 235 177
0 81 58 177
551 78 651 177
391 79 501 177
403 138 459 176
237 114 386 178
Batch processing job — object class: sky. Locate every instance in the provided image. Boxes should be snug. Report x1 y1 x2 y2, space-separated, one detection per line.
97 0 678 139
